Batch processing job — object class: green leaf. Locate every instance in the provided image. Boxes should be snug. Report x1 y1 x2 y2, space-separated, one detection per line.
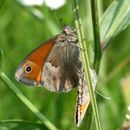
100 0 130 48
0 126 9 130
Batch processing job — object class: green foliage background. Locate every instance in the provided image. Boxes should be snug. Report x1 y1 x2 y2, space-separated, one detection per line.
0 0 130 130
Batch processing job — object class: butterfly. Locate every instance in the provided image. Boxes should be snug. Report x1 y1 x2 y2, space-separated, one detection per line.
15 26 97 127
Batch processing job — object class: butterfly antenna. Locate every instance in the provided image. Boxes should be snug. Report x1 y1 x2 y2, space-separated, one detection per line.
95 90 111 100
52 9 62 29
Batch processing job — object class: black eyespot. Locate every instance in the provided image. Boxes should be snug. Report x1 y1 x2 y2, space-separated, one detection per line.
25 66 32 73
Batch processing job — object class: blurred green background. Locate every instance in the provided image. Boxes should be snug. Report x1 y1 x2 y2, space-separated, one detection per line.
0 0 130 130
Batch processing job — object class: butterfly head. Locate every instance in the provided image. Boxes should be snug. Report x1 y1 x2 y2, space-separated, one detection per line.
15 59 42 86
63 26 76 35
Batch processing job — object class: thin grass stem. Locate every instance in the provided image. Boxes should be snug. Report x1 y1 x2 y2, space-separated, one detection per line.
90 0 102 72
72 0 102 129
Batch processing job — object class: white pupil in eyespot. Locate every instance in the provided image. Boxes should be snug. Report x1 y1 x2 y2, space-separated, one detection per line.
25 66 31 72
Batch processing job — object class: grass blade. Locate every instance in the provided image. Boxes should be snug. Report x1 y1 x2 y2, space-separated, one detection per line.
0 72 58 130
100 0 130 49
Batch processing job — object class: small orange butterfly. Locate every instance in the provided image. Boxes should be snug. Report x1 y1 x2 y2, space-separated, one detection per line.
15 26 97 127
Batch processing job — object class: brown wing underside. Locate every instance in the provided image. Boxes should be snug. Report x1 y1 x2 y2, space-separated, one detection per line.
42 40 80 92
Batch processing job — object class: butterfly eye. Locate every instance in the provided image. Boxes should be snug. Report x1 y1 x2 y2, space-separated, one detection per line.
25 66 32 73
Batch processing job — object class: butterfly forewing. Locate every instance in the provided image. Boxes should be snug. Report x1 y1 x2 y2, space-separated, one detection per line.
15 37 59 86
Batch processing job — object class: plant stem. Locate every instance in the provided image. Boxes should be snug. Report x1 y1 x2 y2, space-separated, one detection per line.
0 119 43 126
72 0 102 130
90 0 102 73
0 49 4 72
0 72 58 130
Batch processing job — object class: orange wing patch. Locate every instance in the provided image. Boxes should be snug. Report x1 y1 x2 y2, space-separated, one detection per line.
28 37 58 68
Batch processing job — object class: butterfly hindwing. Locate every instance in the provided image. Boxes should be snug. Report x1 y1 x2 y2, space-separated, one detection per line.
42 33 81 92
